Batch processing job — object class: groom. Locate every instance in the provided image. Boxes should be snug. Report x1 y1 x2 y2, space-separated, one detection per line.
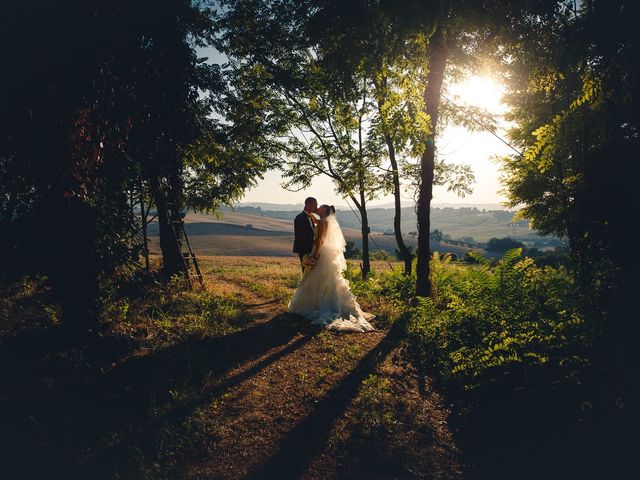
293 197 317 272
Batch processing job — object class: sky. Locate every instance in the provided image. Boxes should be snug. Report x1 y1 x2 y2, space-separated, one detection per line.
198 47 514 208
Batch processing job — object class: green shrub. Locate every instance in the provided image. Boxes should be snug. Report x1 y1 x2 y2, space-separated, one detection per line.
406 249 589 393
344 262 413 328
348 249 589 398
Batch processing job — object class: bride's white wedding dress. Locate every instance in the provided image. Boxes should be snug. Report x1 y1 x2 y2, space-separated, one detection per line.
288 215 375 332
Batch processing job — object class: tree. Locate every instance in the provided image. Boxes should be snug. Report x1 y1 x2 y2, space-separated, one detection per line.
302 0 480 282
279 70 387 278
124 3 216 278
354 0 540 297
1 1 146 333
414 23 446 297
345 241 361 259
395 245 414 262
486 237 525 253
0 1 252 332
358 12 431 276
215 0 390 278
410 16 492 297
340 0 488 297
498 0 639 381
430 229 444 244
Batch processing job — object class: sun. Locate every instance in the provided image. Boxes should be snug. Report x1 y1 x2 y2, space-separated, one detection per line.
447 75 506 114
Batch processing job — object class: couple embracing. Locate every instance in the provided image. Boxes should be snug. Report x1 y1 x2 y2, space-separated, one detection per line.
289 197 374 333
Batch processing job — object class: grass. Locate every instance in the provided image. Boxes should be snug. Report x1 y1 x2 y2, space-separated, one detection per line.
199 256 301 307
0 274 60 337
3 252 628 478
0 256 462 479
103 271 251 349
197 255 399 310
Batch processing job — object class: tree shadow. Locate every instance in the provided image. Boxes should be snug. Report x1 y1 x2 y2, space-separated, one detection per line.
0 312 315 479
157 329 316 427
245 316 410 480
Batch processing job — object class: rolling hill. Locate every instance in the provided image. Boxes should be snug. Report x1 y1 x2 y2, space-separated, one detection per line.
145 203 560 258
147 210 476 258
221 204 557 244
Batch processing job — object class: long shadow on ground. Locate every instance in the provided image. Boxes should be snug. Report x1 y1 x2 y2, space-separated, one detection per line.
245 316 410 480
0 313 313 479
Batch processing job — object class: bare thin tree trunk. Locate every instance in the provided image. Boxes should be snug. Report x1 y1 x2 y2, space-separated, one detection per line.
374 76 412 275
139 178 150 272
416 27 447 297
48 190 99 338
359 184 371 279
386 138 412 275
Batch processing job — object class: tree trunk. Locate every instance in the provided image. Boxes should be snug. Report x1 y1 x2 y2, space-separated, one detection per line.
359 189 371 279
153 177 186 277
416 27 447 298
386 138 413 275
48 191 99 338
139 179 150 272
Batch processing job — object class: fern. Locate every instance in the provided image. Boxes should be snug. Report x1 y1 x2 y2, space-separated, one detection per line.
404 250 588 393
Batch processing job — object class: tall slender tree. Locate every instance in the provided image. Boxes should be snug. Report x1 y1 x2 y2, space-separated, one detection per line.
380 0 541 296
215 0 389 277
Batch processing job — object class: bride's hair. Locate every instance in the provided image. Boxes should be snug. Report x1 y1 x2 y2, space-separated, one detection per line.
320 204 336 215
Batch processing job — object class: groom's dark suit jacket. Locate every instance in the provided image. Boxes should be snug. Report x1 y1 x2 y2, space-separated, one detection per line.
293 211 314 256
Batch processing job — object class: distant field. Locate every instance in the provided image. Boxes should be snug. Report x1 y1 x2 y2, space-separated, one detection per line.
150 234 294 256
147 211 478 258
149 234 476 258
186 211 293 231
225 205 547 243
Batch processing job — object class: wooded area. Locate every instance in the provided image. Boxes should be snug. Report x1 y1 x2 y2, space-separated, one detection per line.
1 1 637 478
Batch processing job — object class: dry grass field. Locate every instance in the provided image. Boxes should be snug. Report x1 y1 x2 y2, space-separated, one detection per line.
198 255 402 308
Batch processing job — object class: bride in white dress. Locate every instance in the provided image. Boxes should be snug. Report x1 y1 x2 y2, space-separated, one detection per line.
288 204 375 332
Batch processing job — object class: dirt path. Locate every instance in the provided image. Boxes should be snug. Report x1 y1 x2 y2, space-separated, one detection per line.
181 272 463 479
